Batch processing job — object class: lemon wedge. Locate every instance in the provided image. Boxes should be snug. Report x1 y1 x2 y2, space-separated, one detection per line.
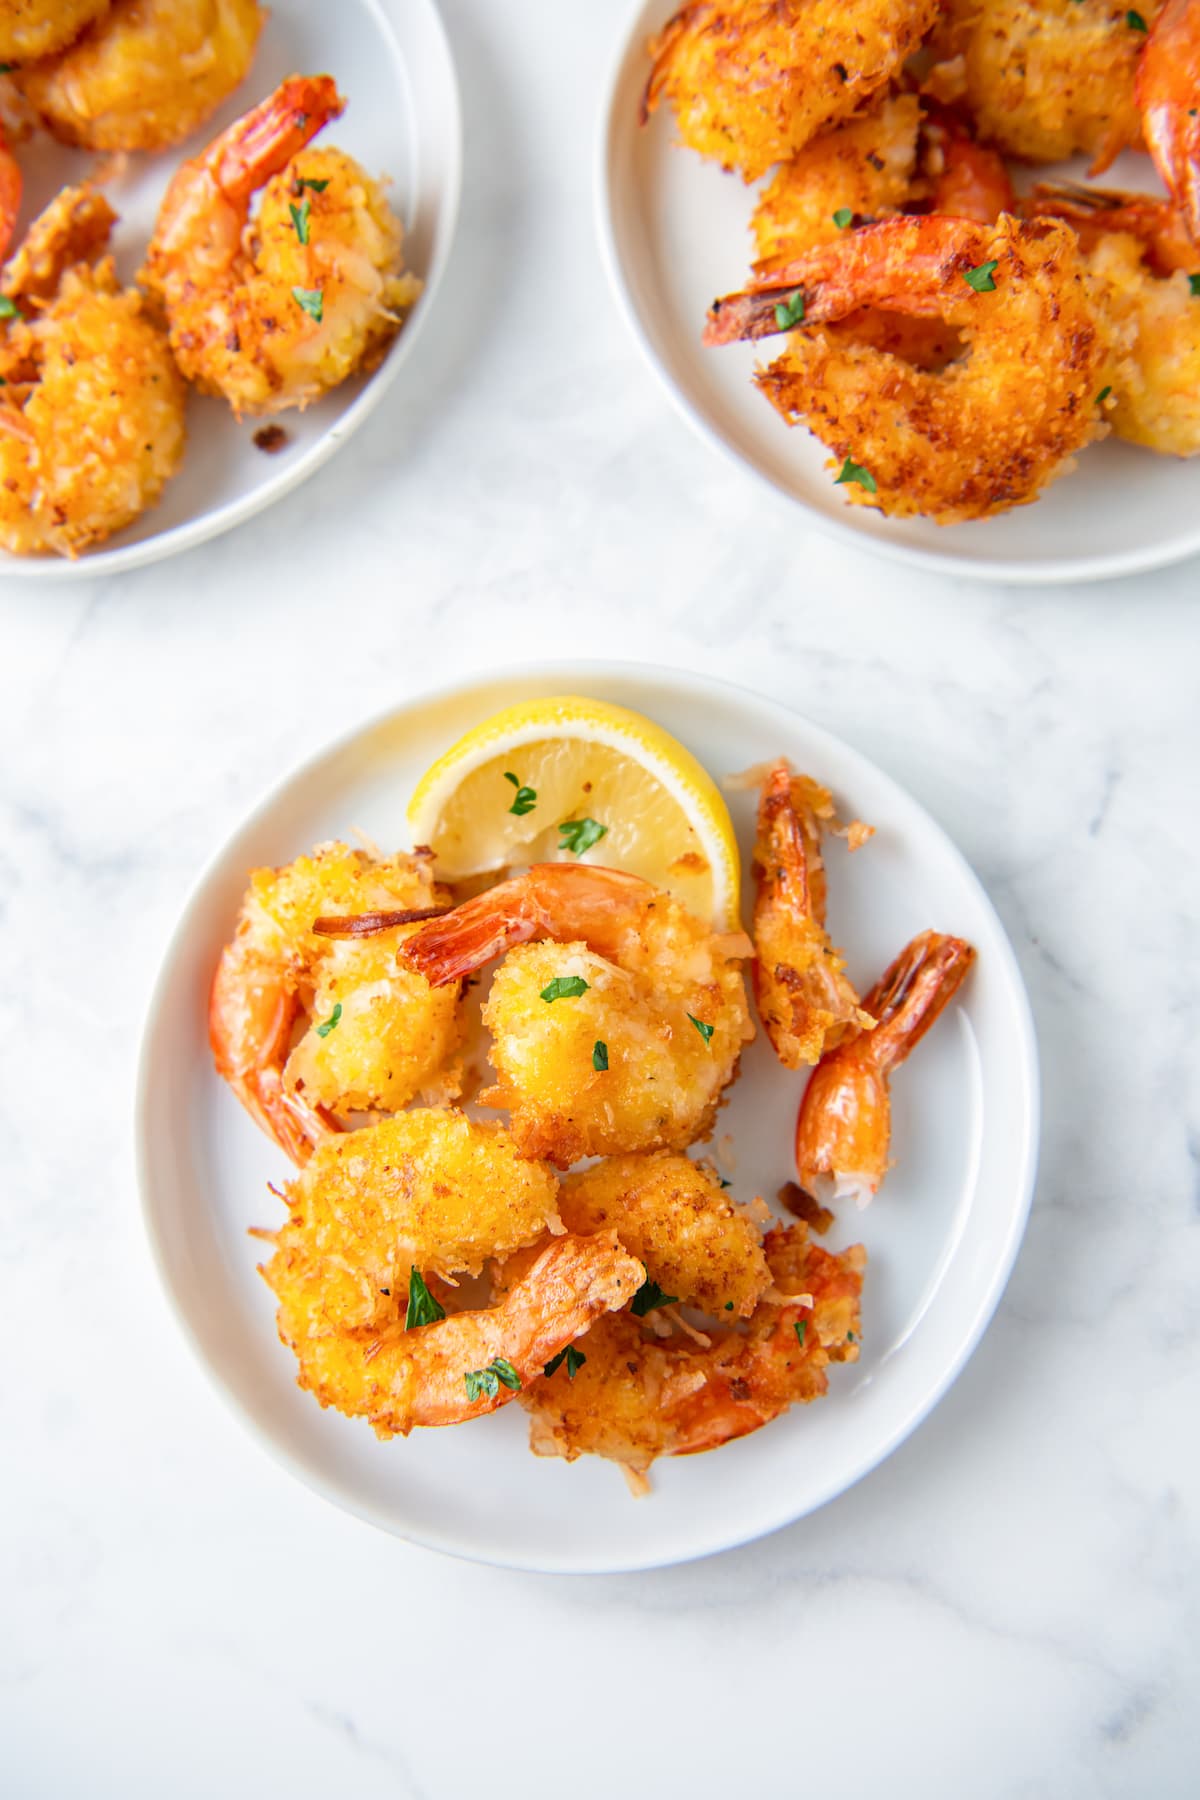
407 695 741 928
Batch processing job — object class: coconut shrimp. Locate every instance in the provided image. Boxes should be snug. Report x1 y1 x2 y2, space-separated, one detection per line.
704 215 1110 524
0 0 109 63
795 930 975 1208
557 1152 771 1318
140 74 422 417
258 1108 643 1438
641 0 941 183
1027 185 1200 455
752 763 875 1070
396 864 754 1168
0 184 185 557
210 842 464 1165
21 0 264 153
1137 0 1200 241
521 1223 865 1479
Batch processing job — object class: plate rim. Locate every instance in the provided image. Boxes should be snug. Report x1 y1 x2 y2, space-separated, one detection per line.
594 0 1200 588
134 658 1041 1573
0 0 463 585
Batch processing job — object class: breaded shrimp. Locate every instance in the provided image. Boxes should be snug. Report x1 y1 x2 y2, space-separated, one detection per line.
397 864 754 1168
705 215 1112 524
522 1224 865 1478
210 842 463 1164
259 1110 643 1438
21 0 265 153
558 1152 771 1318
0 0 109 63
141 74 422 417
752 762 875 1069
795 930 976 1206
0 185 185 558
642 0 941 182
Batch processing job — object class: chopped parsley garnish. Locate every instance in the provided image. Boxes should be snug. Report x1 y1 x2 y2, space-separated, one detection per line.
592 1039 609 1072
1126 8 1147 27
1189 274 1200 297
464 1357 521 1401
558 817 607 855
503 771 537 815
544 1345 587 1379
297 176 329 192
846 1329 857 1342
630 1278 679 1317
0 296 21 320
292 285 324 322
774 289 806 330
315 1001 342 1037
1096 385 1113 404
794 1320 807 1346
962 259 999 293
540 975 589 1002
404 1268 446 1329
289 198 311 245
724 1301 735 1311
831 207 854 230
718 1177 732 1189
0 63 14 75
687 1013 715 1045
834 456 877 494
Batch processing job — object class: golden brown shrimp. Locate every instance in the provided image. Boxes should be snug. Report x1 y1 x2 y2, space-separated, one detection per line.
20 0 265 153
140 74 422 417
752 762 875 1070
557 1152 771 1319
258 1109 643 1438
521 1224 865 1479
0 185 185 558
795 930 976 1208
397 864 754 1169
0 0 109 63
704 215 1111 524
209 842 464 1165
1137 0 1200 242
641 0 941 183
1027 184 1200 456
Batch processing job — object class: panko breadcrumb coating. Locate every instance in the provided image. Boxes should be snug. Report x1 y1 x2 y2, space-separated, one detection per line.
1083 233 1200 456
0 0 109 63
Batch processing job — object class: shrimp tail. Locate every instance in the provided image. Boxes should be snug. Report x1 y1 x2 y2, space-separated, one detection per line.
208 941 337 1165
859 930 976 1074
1137 0 1200 245
212 73 345 206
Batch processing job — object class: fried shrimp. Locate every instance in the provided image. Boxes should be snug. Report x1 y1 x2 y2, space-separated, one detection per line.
141 74 422 417
642 0 941 182
752 762 875 1070
0 0 109 63
397 864 754 1168
210 842 464 1164
521 1224 865 1478
705 215 1110 524
0 185 185 558
258 1109 644 1438
21 0 265 153
557 1152 771 1318
795 930 975 1207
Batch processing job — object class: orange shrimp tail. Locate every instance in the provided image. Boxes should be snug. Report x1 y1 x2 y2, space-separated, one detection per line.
1137 0 1200 244
212 73 346 206
1026 183 1197 276
0 123 22 265
859 930 975 1074
922 105 1015 225
753 761 817 921
209 943 335 1165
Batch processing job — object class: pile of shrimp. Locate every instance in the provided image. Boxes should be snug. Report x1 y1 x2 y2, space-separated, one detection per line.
211 754 976 1491
0 11 423 556
641 0 1200 521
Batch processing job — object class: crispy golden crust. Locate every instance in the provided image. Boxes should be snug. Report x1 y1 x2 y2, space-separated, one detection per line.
1085 233 1200 456
752 95 921 270
0 0 109 63
644 0 941 181
21 0 265 153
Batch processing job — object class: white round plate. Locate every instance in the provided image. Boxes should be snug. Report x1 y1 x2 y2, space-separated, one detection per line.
137 663 1039 1572
3 0 460 581
598 0 1200 585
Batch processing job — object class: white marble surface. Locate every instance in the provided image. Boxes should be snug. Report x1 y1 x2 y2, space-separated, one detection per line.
3 1 1198 1793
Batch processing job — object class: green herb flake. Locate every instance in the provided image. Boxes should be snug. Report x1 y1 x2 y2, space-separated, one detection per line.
404 1268 446 1330
298 176 329 192
558 817 607 855
718 1177 732 1189
773 288 806 330
1126 8 1147 27
1096 384 1113 404
725 1301 735 1311
630 1278 679 1317
834 456 877 494
846 1329 857 1343
794 1320 807 1346
687 1013 715 1045
962 259 999 293
1189 274 1200 298
464 1357 522 1402
292 285 324 322
544 1345 587 1379
831 207 854 230
289 198 311 245
540 975 589 1003
503 771 537 816
0 296 21 320
315 1001 342 1038
592 1039 609 1072
0 63 14 75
